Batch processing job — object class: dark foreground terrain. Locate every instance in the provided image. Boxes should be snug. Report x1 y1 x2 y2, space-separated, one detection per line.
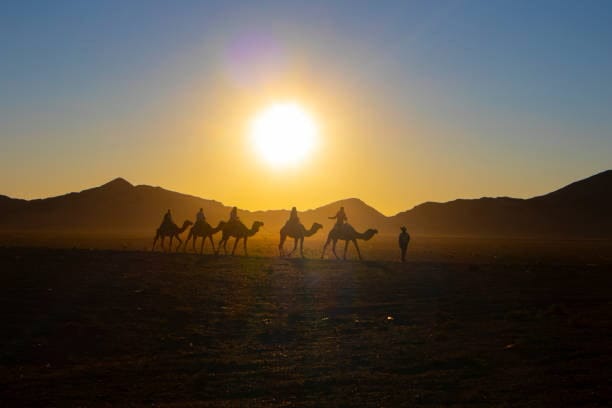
1 246 612 406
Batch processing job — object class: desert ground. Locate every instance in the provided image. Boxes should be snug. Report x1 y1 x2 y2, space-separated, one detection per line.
1 236 612 406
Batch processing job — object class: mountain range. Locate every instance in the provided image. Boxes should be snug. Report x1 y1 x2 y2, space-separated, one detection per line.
0 170 611 238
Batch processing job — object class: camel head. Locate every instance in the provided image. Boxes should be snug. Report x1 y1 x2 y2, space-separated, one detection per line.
216 220 227 228
181 220 194 228
301 222 324 237
362 228 378 241
246 221 264 235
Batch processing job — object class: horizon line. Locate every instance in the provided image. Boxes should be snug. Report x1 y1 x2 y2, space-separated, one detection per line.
2 169 610 217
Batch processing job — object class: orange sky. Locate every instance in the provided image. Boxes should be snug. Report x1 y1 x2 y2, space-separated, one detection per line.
1 2 611 215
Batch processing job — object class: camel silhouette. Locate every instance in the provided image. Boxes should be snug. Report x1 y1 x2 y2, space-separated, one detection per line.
152 220 193 252
321 223 378 260
216 220 264 256
183 220 226 254
279 222 323 258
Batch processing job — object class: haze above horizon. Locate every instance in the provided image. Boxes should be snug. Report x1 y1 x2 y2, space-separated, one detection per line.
1 1 612 214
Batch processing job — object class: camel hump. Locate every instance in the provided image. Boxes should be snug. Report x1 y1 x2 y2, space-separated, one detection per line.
282 219 301 230
338 223 356 234
223 219 247 233
226 219 243 228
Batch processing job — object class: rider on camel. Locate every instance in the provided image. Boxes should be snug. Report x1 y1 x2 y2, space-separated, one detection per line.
228 206 240 226
160 209 174 229
329 206 347 230
195 208 205 227
287 206 300 228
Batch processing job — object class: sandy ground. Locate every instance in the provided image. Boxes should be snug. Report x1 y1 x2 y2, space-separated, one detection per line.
1 242 612 406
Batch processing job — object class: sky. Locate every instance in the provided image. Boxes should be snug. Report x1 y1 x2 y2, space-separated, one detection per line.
1 0 611 215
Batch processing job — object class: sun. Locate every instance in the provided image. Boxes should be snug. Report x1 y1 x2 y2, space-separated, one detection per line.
249 102 318 167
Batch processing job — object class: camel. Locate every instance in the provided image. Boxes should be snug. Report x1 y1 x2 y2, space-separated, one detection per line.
216 220 264 256
279 222 323 258
152 220 193 252
183 220 226 254
321 223 378 261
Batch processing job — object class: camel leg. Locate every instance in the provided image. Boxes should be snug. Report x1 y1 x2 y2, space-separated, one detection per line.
294 238 299 256
231 237 240 256
217 236 228 255
279 233 286 257
152 232 159 251
332 239 340 260
200 236 205 254
214 238 221 255
243 237 248 257
300 237 305 258
175 236 183 252
160 236 166 252
184 232 191 252
209 236 216 254
191 233 197 252
353 240 362 260
343 240 349 260
321 237 331 259
168 236 174 252
288 238 298 257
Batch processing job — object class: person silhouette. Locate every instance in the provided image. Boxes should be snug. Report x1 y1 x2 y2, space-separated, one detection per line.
288 206 300 227
196 208 205 222
399 226 410 262
228 206 240 225
194 208 205 228
160 209 173 229
329 206 347 230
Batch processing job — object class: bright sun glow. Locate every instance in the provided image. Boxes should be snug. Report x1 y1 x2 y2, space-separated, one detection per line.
249 102 318 167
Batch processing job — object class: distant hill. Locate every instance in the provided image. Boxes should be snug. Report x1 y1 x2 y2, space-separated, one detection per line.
391 170 612 237
0 170 611 237
0 178 387 235
0 178 230 233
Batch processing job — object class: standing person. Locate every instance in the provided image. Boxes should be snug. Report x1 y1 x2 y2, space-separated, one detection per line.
329 206 347 229
399 226 410 262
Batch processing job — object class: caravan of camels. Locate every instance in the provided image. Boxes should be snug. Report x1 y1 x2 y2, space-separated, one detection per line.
152 205 380 260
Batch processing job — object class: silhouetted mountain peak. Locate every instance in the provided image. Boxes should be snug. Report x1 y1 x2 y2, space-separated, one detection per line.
99 177 133 190
533 169 612 202
338 197 367 206
321 197 383 214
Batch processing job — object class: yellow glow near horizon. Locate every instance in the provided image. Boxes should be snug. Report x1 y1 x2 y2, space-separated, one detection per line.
249 102 318 167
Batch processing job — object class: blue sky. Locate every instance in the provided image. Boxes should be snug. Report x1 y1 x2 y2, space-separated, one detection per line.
1 1 611 213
